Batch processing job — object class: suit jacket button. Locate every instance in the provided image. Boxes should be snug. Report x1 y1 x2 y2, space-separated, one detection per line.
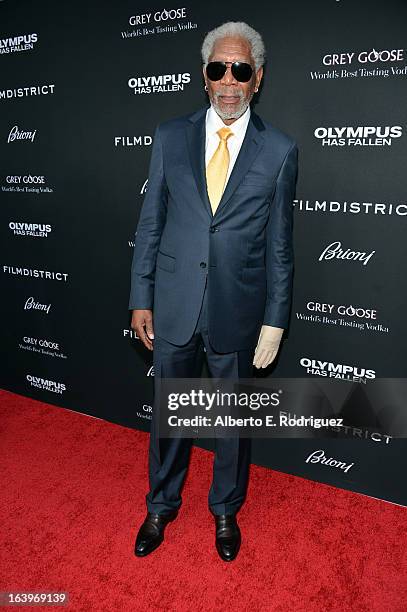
200 262 207 268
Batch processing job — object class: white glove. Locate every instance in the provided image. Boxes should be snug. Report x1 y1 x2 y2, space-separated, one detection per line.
253 325 284 368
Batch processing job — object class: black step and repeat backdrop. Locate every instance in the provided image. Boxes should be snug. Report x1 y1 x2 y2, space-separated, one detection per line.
1 0 406 506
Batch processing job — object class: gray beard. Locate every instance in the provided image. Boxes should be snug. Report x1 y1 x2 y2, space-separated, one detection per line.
211 95 251 121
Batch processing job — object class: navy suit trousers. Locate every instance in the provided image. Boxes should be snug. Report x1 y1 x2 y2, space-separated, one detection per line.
147 277 255 516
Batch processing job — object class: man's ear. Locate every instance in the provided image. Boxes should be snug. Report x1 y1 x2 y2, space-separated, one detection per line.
202 65 207 87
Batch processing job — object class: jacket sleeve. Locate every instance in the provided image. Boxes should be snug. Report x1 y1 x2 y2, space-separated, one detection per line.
263 141 298 328
128 124 168 310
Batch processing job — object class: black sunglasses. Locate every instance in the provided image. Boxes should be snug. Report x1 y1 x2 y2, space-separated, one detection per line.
205 61 254 83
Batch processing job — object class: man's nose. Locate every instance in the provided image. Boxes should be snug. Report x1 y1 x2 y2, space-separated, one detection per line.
220 66 238 85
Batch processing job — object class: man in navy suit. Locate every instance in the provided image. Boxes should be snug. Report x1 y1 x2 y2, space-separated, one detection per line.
129 21 298 561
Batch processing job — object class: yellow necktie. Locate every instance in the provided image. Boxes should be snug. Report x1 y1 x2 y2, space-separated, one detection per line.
206 127 234 214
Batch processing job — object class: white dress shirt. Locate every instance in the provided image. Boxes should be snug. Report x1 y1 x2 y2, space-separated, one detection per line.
205 104 251 190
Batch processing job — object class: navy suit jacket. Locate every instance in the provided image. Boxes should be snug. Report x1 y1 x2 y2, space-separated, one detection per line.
128 104 298 353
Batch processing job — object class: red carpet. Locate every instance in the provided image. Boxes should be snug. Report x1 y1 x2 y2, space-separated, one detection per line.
1 388 406 612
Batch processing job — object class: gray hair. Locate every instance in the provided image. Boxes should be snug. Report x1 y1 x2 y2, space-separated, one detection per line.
201 21 266 71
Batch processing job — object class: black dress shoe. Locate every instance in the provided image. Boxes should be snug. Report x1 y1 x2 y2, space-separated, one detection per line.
214 514 241 561
135 510 178 557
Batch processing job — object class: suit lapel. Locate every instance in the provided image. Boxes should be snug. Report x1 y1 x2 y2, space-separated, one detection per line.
215 114 265 218
186 105 266 220
186 105 212 219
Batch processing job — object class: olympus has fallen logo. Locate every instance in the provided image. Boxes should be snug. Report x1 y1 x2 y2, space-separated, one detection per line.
319 241 375 266
128 72 191 95
24 296 52 315
314 125 403 146
293 198 407 217
9 221 52 238
296 301 389 334
7 125 37 143
0 33 38 54
300 358 376 382
114 134 152 148
26 374 66 394
20 336 67 360
311 47 407 79
123 7 198 39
